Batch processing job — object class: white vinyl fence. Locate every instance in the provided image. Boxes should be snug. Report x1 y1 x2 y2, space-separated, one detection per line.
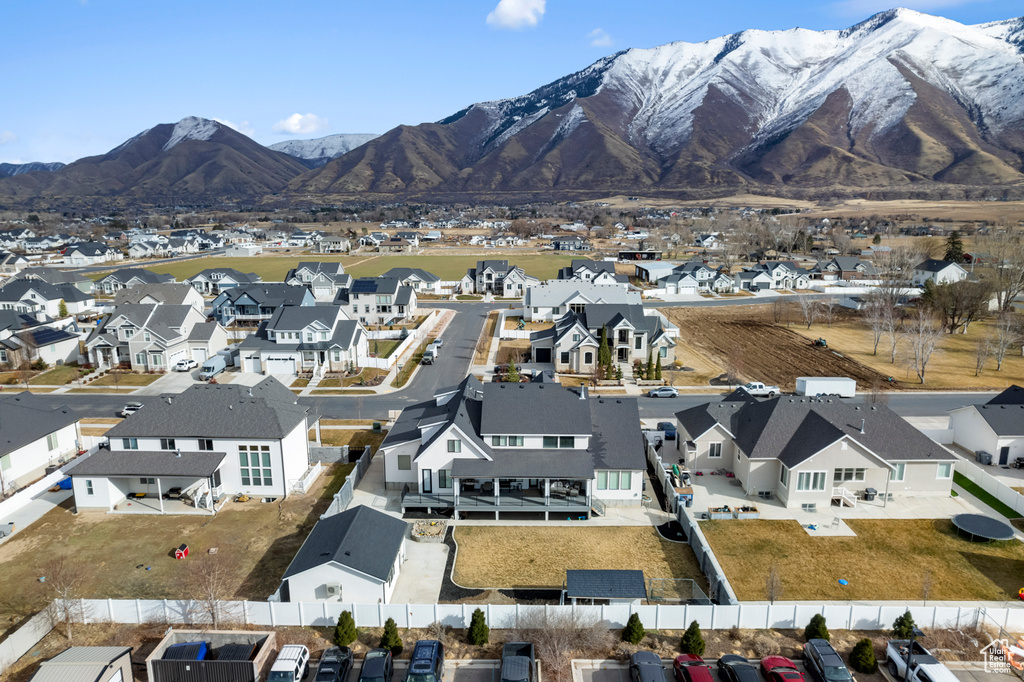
956 457 1024 517
361 310 440 370
497 307 531 340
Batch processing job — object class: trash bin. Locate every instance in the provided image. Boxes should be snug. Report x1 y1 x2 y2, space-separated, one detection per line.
976 451 993 465
863 488 877 502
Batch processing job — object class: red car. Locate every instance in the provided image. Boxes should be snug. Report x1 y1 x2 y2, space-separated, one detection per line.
674 655 715 682
760 656 806 682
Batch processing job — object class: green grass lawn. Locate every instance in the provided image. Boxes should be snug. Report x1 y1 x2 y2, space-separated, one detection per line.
28 364 80 385
88 372 163 387
371 339 401 358
954 471 1021 519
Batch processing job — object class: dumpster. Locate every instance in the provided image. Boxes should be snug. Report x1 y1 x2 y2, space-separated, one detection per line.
863 488 877 502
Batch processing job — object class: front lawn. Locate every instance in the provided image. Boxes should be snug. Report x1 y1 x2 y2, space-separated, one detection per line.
452 526 706 590
28 364 80 385
315 429 387 451
370 339 400 358
701 518 1024 601
88 372 163 387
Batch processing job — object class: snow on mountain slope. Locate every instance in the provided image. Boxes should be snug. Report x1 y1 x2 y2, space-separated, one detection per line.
269 133 379 165
162 116 221 151
0 162 65 178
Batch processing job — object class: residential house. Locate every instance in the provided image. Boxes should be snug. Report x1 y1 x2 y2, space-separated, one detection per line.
675 394 957 510
70 378 320 511
210 283 315 326
659 272 701 295
275 505 409 603
237 306 366 376
0 323 81 368
523 281 641 322
359 232 388 247
394 231 421 246
733 270 773 291
378 237 412 253
694 234 720 249
672 262 734 293
380 267 443 295
64 242 122 266
184 268 261 295
338 277 417 325
384 377 646 519
460 260 539 296
530 304 678 370
0 392 80 496
812 257 879 281
226 243 263 257
912 259 969 286
750 261 812 290
0 252 30 275
422 230 443 242
113 282 206 312
27 647 133 682
285 262 351 299
94 268 176 295
127 240 168 259
633 262 678 283
315 235 351 254
556 259 628 287
19 267 92 294
85 304 227 370
0 278 95 316
551 236 589 251
948 386 1024 467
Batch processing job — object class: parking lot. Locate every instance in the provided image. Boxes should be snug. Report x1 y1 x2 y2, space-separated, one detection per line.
337 659 501 682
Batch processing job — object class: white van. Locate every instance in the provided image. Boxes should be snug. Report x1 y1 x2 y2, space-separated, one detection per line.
269 644 310 682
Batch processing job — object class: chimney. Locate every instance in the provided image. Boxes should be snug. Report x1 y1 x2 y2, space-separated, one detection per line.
860 419 866 435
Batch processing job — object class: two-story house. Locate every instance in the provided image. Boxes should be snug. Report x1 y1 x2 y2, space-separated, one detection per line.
0 252 30 276
285 262 351 299
113 283 206 312
19 267 93 294
556 260 628 287
379 267 443 295
336 278 417 326
94 268 176 295
237 306 366 376
183 268 261 295
551 236 590 251
315 235 351 254
210 283 315 327
0 278 95 317
460 260 539 296
385 376 645 520
69 378 320 513
85 304 227 371
675 393 957 510
812 257 878 281
0 393 81 496
912 259 969 286
694 234 720 249
0 321 81 368
523 281 641 322
749 261 812 290
530 304 678 371
64 242 123 267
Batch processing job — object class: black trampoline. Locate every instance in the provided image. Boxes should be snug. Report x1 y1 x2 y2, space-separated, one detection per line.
951 513 1015 542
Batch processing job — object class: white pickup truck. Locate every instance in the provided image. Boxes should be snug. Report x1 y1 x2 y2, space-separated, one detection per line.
885 640 958 682
740 381 781 398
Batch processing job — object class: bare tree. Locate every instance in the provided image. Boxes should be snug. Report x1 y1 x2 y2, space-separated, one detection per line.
920 280 992 334
990 312 1020 371
979 230 1024 313
765 564 784 604
974 338 990 377
506 609 613 682
798 296 820 329
771 298 787 325
180 552 239 630
863 294 886 355
865 377 890 406
821 296 838 328
921 570 933 605
906 310 943 384
874 246 921 307
42 553 88 643
881 301 905 364
831 229 851 256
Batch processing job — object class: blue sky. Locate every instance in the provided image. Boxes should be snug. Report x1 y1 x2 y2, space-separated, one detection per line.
1 0 1021 164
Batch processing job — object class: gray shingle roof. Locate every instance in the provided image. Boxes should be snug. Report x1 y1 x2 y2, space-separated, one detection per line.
96 268 174 286
987 385 1024 405
114 283 197 305
450 450 595 479
565 570 647 600
381 267 440 283
971 404 1024 436
70 449 226 477
480 383 592 435
105 378 313 439
0 392 78 458
282 504 408 582
19 267 90 286
915 259 960 273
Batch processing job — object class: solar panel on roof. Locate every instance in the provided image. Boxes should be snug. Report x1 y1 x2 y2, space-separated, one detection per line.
351 279 378 293
31 328 73 345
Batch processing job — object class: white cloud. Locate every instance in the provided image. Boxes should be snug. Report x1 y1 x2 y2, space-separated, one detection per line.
0 131 17 145
588 28 613 47
214 118 256 138
486 0 546 29
272 113 329 135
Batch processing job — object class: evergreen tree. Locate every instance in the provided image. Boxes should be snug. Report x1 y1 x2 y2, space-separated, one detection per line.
333 611 357 647
872 234 882 245
849 639 878 674
622 612 645 644
680 620 705 656
944 231 964 263
380 617 403 655
645 351 654 382
891 610 917 639
598 326 611 368
506 360 520 383
655 356 663 380
616 365 623 381
804 614 830 641
58 299 68 318
467 608 489 645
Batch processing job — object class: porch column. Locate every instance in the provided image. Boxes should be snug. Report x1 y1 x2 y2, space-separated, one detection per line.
314 420 322 446
453 479 460 508
494 477 500 521
156 477 164 513
544 478 550 503
585 479 592 519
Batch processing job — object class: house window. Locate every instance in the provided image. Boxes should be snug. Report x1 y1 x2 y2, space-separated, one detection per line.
439 470 452 489
780 467 789 487
140 477 155 485
198 439 213 451
320 332 328 341
618 330 628 343
0 454 10 472
134 353 146 365
144 332 151 342
597 471 632 490
660 347 668 358
46 433 59 451
797 471 827 491
306 333 313 342
543 436 558 448
584 352 593 364
834 468 866 483
122 438 138 450
492 436 507 446
86 480 94 495
160 438 175 450
937 462 952 479
560 352 570 364
0 350 6 363
124 329 134 339
893 463 906 481
150 353 164 366
559 436 575 448
397 455 411 470
708 443 722 458
239 445 272 487
332 350 341 362
447 439 461 453
572 334 581 342
634 337 642 350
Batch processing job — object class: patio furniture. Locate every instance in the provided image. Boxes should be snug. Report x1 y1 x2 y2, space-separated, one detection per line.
482 481 493 493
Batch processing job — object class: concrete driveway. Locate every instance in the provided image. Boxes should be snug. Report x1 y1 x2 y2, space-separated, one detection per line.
391 540 449 603
136 369 202 395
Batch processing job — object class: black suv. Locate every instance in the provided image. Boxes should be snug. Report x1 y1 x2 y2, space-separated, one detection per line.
316 647 354 682
717 655 759 682
630 651 665 682
406 640 446 682
803 639 853 682
359 649 395 682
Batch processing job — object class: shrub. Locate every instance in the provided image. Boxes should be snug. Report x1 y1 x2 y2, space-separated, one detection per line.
753 634 781 658
849 639 877 674
892 610 916 639
31 358 48 371
333 610 357 647
680 620 705 656
622 613 645 644
467 608 489 645
380 616 403 655
426 621 452 646
804 614 829 642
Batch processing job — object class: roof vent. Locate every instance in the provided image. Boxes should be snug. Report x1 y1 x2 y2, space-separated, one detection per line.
344 551 351 556
229 404 233 410
860 419 865 435
248 388 253 397
175 449 182 458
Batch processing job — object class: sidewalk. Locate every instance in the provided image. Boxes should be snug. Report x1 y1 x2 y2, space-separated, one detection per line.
0 489 72 546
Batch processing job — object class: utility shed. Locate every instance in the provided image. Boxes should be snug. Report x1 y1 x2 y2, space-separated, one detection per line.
146 629 276 682
29 646 133 682
564 569 648 605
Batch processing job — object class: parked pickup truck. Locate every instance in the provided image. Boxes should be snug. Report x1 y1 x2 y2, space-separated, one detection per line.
885 640 958 682
501 643 535 682
740 381 781 398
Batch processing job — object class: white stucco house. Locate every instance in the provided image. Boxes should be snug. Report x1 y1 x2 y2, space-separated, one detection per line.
0 393 81 496
460 260 539 297
523 281 641 322
912 259 969 286
948 385 1024 467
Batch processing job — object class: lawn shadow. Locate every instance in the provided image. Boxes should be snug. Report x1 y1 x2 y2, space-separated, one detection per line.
957 551 1024 599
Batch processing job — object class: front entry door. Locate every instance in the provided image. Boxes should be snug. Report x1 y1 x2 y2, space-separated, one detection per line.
422 469 433 494
617 347 628 361
1000 446 1010 466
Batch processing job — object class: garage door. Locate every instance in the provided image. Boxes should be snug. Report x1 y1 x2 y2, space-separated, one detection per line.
243 355 261 373
534 347 552 363
168 348 187 363
266 357 296 375
193 347 208 363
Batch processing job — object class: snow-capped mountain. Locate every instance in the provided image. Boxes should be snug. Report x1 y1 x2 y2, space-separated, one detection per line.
295 8 1024 199
0 162 65 179
269 133 379 168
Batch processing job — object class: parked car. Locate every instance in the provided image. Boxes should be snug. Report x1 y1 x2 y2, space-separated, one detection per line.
674 654 715 682
269 644 311 682
740 381 780 398
760 656 806 682
803 640 854 682
648 387 680 398
718 655 760 682
120 401 143 417
630 652 666 682
432 338 444 348
656 421 678 440
406 640 445 682
315 647 354 682
359 649 395 682
173 358 198 372
501 642 535 682
885 639 957 682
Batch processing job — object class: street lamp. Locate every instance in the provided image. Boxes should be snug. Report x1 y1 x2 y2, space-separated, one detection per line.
906 626 925 675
